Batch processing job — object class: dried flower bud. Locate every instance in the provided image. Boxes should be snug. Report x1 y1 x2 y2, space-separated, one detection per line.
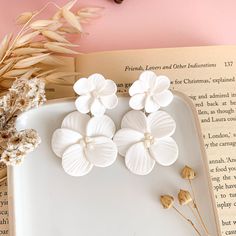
16 12 34 25
160 195 174 209
178 189 192 205
181 165 196 180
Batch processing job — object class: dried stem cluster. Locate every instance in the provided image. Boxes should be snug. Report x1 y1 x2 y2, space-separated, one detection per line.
160 166 210 236
0 0 102 92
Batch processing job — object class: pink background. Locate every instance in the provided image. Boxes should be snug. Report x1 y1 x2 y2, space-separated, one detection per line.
0 0 236 52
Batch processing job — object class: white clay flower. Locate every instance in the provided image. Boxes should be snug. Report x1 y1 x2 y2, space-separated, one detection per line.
129 71 173 113
73 73 118 116
51 111 117 176
113 110 178 175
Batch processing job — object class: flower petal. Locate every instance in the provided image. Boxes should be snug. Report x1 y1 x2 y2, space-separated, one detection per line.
113 128 144 156
154 75 171 93
100 94 118 109
85 137 117 167
129 80 146 96
147 111 176 138
139 71 158 88
86 115 116 138
150 137 178 166
62 111 90 136
100 80 117 95
125 142 155 175
75 95 92 114
121 110 148 133
129 93 146 110
73 78 93 95
62 144 93 176
144 95 160 113
88 73 105 91
51 128 82 157
90 99 106 116
153 90 173 107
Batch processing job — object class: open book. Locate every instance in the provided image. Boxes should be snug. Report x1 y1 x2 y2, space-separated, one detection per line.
1 45 236 235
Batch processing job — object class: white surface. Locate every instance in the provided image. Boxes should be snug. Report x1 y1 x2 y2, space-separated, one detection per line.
8 95 219 236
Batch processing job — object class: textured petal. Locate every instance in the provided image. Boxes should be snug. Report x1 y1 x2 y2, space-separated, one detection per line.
139 71 158 88
129 93 146 110
153 90 173 107
147 111 176 138
125 142 155 175
73 78 93 95
129 80 146 96
75 95 92 114
150 137 178 166
100 94 118 109
61 111 90 136
90 99 106 116
85 137 117 167
88 73 105 91
113 128 144 156
144 96 160 113
86 115 116 138
62 144 93 176
121 110 148 133
51 128 82 158
100 80 117 95
154 75 171 93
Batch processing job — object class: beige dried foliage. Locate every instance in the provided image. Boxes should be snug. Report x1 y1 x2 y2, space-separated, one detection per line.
13 47 48 56
42 30 69 43
15 31 40 47
16 12 34 25
3 69 34 78
44 43 78 54
0 0 101 92
62 9 82 32
14 53 50 68
40 55 64 65
0 34 12 61
30 20 57 30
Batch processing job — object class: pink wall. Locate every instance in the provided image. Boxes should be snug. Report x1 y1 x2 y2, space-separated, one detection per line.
0 0 236 52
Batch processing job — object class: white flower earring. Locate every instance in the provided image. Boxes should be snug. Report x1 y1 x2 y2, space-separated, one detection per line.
51 73 118 177
113 71 178 176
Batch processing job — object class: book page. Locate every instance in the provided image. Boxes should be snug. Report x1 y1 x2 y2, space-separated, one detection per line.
75 46 236 236
0 164 8 235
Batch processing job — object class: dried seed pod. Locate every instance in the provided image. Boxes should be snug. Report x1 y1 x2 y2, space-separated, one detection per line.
160 195 174 209
181 165 196 180
178 189 192 205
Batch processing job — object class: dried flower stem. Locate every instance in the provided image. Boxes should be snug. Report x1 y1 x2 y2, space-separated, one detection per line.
189 180 210 236
173 206 202 236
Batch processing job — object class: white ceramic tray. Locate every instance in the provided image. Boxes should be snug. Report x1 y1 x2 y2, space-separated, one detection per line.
8 92 220 236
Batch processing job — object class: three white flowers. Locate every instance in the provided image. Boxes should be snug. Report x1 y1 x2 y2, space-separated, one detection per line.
51 71 178 176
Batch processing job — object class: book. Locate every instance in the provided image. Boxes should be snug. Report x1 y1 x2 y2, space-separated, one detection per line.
1 45 236 235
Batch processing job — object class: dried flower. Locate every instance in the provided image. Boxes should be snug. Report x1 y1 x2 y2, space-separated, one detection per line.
160 195 174 209
181 165 196 180
160 193 202 235
178 189 193 205
0 129 41 166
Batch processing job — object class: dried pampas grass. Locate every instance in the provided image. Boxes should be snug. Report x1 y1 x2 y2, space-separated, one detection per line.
0 0 103 93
